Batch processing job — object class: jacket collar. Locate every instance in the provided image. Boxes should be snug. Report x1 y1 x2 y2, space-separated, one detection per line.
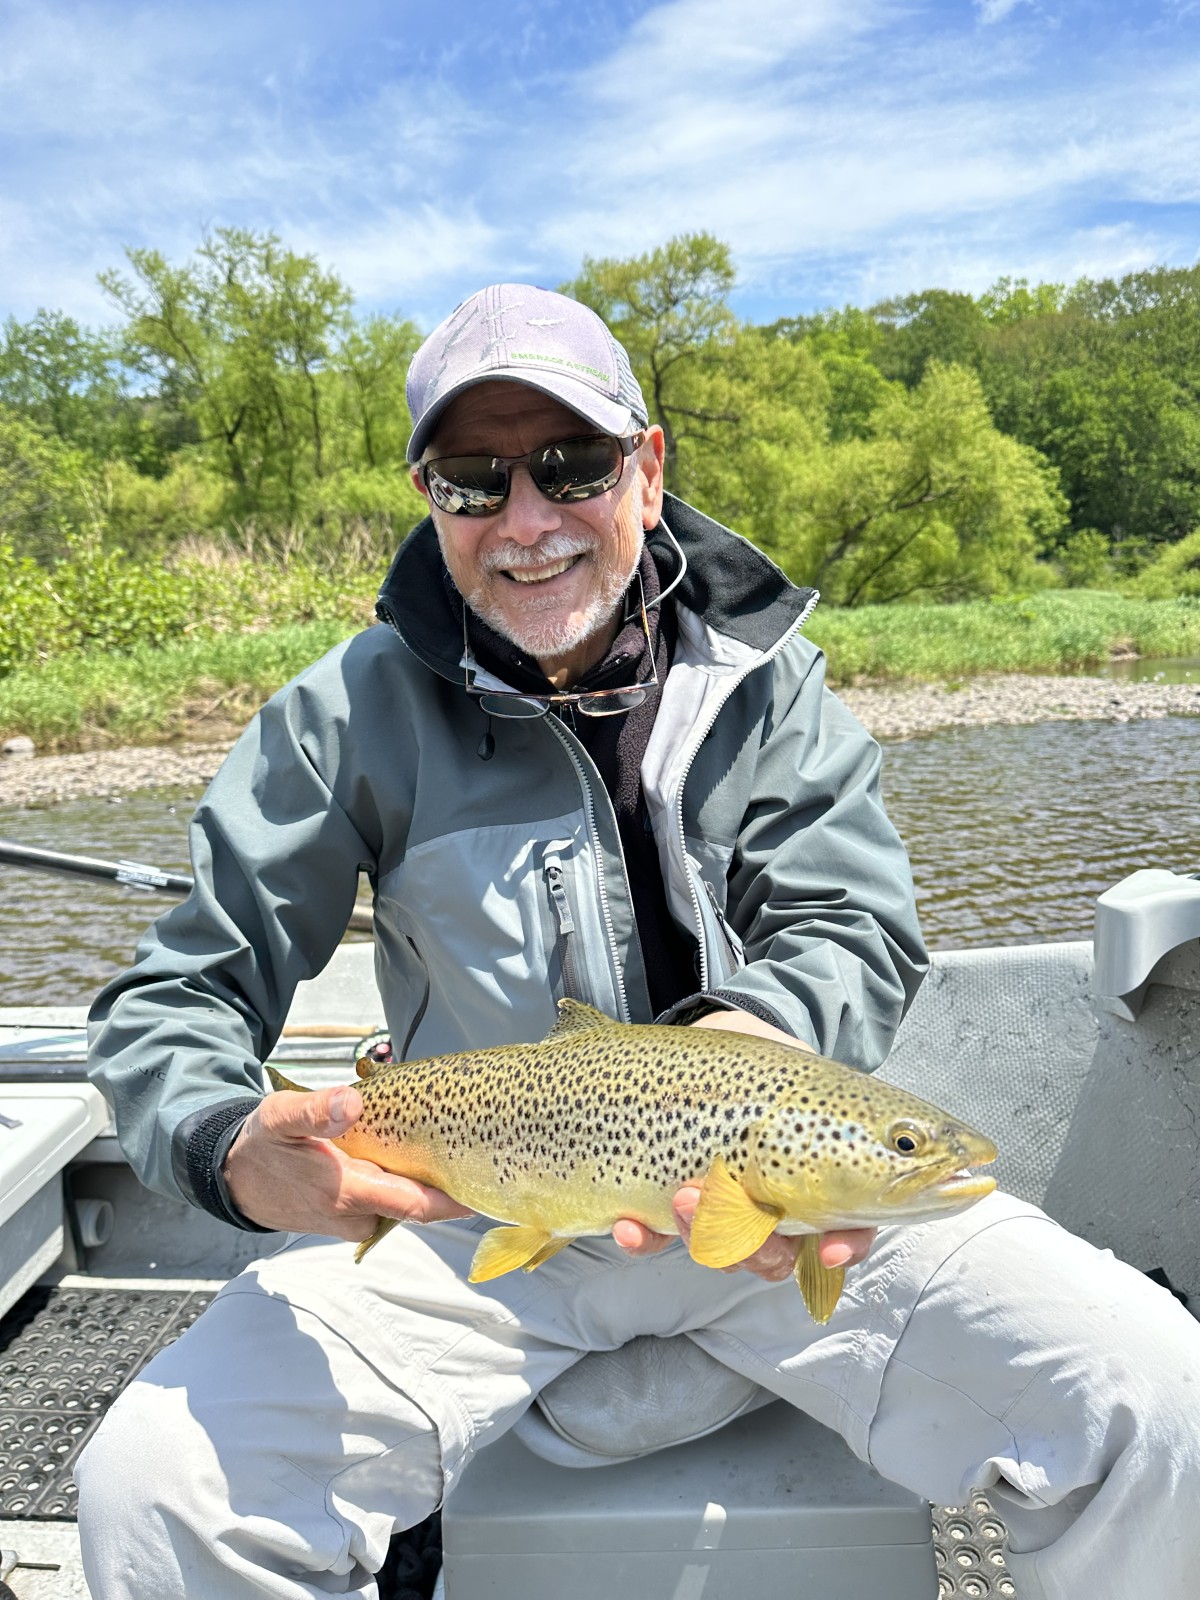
375 492 817 681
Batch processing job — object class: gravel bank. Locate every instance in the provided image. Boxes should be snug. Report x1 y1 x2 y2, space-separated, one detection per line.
0 742 235 810
838 673 1200 742
1 674 1198 810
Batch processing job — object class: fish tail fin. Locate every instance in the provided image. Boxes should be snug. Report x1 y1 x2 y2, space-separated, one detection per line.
354 1216 399 1264
265 1064 308 1094
795 1234 845 1324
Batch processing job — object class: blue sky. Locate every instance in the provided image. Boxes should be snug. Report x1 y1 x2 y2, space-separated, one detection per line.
2 0 1199 333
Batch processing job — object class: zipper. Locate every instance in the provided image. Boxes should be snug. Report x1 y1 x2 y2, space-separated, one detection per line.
397 933 431 1060
545 721 632 1023
673 599 819 992
703 876 745 975
543 853 581 1001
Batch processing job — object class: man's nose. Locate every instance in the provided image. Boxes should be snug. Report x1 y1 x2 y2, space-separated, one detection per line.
495 463 562 545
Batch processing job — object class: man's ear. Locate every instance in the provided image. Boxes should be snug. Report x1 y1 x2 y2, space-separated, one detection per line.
639 426 666 528
411 464 429 504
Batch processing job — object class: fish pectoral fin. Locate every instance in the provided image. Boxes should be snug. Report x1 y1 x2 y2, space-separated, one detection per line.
545 999 617 1040
794 1234 845 1324
689 1154 783 1270
469 1225 563 1283
353 1216 399 1264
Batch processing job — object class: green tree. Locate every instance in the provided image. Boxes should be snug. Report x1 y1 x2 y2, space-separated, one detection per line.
776 363 1067 605
0 406 99 563
565 234 738 495
101 230 353 527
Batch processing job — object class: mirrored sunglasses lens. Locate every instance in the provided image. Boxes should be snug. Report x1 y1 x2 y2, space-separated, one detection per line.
531 437 622 503
427 459 508 515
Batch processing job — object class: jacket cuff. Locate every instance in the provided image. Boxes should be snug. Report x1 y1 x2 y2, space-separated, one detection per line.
656 990 796 1036
176 1097 275 1232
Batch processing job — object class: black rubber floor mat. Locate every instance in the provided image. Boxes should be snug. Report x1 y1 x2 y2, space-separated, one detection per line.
0 1284 212 1520
933 1494 1017 1597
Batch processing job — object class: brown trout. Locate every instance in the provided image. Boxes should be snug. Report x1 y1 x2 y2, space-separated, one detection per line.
267 1000 997 1322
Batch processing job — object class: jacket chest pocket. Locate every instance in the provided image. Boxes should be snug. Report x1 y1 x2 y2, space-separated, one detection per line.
543 846 584 1002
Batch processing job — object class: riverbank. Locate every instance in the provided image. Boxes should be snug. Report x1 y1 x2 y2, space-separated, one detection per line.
2 671 1197 810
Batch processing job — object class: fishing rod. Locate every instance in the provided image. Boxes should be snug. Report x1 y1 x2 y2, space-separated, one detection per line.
0 838 375 935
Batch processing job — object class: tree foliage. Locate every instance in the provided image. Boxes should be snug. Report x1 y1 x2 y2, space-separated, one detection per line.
98 229 425 545
3 227 1200 617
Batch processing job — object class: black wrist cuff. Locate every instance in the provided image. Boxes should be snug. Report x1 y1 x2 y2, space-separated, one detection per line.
707 989 794 1035
176 1097 274 1233
655 990 797 1037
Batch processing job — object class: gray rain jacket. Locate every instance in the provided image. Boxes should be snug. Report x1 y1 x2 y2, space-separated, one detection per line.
87 494 928 1219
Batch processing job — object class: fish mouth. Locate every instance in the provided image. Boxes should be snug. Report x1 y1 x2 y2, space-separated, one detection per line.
927 1168 997 1203
885 1134 998 1209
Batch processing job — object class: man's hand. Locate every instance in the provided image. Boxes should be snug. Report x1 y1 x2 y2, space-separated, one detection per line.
612 1006 877 1280
224 1085 474 1239
613 1190 875 1282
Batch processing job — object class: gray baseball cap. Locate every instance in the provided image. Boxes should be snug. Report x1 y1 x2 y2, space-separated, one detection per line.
405 283 648 462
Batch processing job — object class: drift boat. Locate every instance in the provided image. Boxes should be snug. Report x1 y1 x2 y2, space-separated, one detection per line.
0 865 1195 1599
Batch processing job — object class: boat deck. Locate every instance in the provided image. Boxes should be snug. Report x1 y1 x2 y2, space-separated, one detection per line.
0 1276 1015 1599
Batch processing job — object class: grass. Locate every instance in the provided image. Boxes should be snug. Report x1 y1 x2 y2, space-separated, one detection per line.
806 591 1200 685
0 623 357 750
2 591 1199 752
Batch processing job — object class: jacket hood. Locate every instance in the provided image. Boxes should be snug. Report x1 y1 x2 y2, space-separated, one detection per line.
375 493 818 681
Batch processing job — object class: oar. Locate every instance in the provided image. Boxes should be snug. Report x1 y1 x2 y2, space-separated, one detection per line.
0 838 374 934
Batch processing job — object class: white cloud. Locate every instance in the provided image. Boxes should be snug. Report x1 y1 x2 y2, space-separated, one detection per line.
1 0 1199 326
974 0 1031 23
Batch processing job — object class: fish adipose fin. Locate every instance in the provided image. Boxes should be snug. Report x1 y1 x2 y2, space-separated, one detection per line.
469 1225 569 1282
689 1154 783 1269
795 1234 845 1324
354 1216 399 1264
546 999 616 1040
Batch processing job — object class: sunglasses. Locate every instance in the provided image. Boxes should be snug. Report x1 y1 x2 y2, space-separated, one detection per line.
423 432 645 518
462 582 658 719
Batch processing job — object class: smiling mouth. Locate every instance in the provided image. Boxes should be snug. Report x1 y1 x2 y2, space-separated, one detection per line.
502 555 583 585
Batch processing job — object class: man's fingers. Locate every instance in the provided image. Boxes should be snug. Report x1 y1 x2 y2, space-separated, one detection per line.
348 1166 474 1226
612 1217 674 1254
817 1228 876 1269
258 1084 363 1140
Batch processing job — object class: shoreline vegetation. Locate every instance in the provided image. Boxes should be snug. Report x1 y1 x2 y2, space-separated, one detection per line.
1 590 1198 810
2 588 1198 754
7 233 1200 801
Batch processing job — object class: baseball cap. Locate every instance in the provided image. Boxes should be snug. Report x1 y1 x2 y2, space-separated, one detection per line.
405 283 649 463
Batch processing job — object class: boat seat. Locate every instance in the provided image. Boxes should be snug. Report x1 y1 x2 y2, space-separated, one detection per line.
0 1083 109 1321
443 1356 935 1599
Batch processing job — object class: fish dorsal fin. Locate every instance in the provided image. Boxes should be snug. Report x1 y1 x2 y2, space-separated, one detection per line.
266 1065 309 1094
689 1153 783 1270
545 999 618 1041
355 1055 382 1080
795 1235 845 1324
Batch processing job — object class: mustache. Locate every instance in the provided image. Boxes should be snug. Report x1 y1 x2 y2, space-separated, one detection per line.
478 535 595 575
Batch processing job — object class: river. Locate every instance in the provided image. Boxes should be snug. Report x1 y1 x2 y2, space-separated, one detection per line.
0 714 1197 1009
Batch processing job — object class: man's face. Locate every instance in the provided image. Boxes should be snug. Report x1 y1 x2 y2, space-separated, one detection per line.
413 381 665 681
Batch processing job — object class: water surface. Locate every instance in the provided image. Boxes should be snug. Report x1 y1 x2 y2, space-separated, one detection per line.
1 714 1197 1007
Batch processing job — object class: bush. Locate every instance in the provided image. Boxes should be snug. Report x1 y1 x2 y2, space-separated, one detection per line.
1128 529 1200 600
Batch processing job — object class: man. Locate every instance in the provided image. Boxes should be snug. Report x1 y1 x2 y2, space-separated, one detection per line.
78 285 1200 1600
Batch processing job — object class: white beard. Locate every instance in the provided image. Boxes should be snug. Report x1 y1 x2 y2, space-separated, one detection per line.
444 531 642 662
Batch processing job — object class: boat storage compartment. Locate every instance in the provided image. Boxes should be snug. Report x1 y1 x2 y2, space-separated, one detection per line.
442 1400 936 1599
0 1086 109 1322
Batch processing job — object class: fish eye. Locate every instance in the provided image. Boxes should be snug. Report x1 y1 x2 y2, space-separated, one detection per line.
889 1121 926 1156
